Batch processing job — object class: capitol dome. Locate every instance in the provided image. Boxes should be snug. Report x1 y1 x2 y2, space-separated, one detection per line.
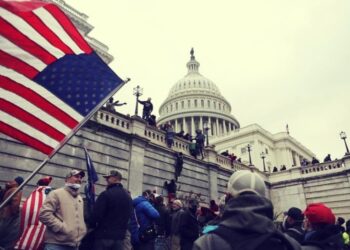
158 49 240 137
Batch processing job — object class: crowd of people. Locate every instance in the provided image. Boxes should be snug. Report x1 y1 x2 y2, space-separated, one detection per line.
1 168 349 250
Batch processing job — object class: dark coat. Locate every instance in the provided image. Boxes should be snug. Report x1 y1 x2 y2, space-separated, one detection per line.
154 204 171 236
193 194 301 250
285 224 305 244
302 224 344 250
90 183 132 240
179 209 200 250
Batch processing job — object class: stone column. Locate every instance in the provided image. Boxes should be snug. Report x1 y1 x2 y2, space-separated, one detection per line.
208 117 212 136
183 117 186 133
175 119 178 132
199 116 203 131
127 135 149 197
216 118 219 136
223 120 227 135
207 164 219 201
191 116 195 135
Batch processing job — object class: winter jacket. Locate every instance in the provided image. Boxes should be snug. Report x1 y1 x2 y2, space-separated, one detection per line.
285 225 305 244
39 187 87 247
0 181 22 219
89 183 132 240
0 212 21 250
302 225 344 250
179 209 200 250
133 196 160 233
154 203 171 236
193 194 301 250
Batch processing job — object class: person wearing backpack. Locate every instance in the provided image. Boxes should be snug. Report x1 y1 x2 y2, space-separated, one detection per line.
302 203 344 250
193 170 301 250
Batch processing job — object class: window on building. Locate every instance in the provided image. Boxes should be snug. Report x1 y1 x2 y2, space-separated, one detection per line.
170 104 173 112
176 102 178 110
166 107 168 113
194 100 198 107
201 100 204 107
188 100 191 107
181 101 184 108
241 147 247 154
219 103 221 110
208 100 210 107
265 148 269 154
214 102 216 109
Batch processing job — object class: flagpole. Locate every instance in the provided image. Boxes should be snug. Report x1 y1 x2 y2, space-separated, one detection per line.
0 78 130 210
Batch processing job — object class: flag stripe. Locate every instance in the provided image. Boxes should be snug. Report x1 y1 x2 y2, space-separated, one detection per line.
0 50 38 79
0 88 71 135
16 186 47 250
0 120 53 155
14 8 75 55
0 111 58 149
0 7 65 59
44 4 92 54
0 17 55 65
0 35 47 71
0 66 83 123
33 8 83 55
0 76 79 129
0 99 65 141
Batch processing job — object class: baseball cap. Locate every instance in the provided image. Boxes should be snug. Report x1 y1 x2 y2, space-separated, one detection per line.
103 169 122 179
227 170 266 197
304 203 335 225
284 207 304 221
66 169 85 178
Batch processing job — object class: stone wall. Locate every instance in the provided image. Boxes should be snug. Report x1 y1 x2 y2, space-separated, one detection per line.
1 110 350 220
269 158 350 220
0 111 241 204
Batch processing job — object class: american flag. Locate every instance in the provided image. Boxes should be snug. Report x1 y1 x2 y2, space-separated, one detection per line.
15 186 52 250
0 1 124 156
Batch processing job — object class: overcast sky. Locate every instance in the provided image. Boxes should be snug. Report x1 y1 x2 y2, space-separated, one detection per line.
69 0 350 160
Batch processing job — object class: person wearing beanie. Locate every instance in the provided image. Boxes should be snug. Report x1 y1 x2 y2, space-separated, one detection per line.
170 199 185 250
193 170 300 250
15 176 53 250
282 207 305 243
302 203 344 250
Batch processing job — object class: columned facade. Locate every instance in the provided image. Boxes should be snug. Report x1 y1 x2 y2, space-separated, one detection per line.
158 49 240 136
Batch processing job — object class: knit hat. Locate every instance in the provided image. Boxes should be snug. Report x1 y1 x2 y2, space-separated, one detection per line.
304 203 335 225
37 176 53 186
284 207 304 221
14 176 24 186
227 170 266 197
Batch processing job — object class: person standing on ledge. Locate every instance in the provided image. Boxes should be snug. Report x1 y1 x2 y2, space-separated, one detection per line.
138 97 153 120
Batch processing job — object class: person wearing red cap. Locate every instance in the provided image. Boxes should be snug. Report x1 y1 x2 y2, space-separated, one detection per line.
302 203 344 249
15 176 53 250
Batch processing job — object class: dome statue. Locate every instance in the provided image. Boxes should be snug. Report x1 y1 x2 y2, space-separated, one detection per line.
158 49 240 138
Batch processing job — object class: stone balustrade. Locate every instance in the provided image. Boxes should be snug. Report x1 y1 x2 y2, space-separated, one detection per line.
301 160 344 175
268 159 347 184
94 109 251 172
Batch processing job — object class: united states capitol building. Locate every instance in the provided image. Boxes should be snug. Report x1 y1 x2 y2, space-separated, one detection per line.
158 49 315 173
1 0 349 221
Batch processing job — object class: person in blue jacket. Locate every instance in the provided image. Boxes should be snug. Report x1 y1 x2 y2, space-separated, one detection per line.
131 190 160 250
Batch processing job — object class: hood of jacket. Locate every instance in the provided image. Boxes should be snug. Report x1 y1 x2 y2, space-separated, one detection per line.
219 194 275 235
133 196 148 206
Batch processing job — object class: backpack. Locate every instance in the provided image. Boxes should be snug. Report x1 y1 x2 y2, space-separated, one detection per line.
210 225 300 250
